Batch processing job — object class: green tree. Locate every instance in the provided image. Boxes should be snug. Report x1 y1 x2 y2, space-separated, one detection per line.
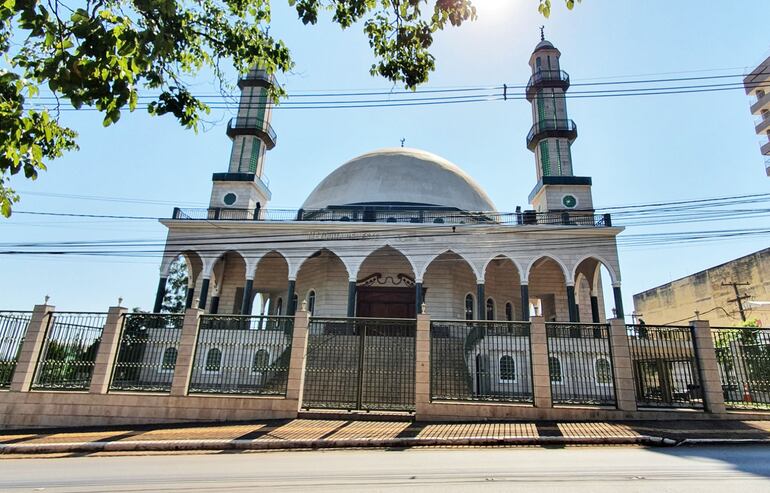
1 0 578 216
162 256 189 314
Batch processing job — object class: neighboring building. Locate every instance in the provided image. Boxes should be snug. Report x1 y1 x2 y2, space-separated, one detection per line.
633 247 770 327
744 55 770 176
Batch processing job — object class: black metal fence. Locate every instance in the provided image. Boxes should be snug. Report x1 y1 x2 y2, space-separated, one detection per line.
32 312 107 390
0 311 32 388
109 313 185 393
302 318 416 412
712 327 770 410
627 324 702 409
546 323 616 406
188 315 294 395
430 320 532 403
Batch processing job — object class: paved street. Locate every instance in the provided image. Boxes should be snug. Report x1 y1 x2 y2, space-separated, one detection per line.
1 446 769 492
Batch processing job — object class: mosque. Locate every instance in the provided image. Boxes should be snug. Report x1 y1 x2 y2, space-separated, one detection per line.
154 36 625 328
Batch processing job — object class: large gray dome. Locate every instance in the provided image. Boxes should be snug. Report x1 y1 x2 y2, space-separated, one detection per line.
301 148 497 212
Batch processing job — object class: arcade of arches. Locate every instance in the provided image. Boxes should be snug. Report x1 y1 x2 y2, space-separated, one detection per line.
156 248 621 323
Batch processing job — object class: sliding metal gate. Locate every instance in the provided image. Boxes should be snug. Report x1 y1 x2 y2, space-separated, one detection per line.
302 317 416 412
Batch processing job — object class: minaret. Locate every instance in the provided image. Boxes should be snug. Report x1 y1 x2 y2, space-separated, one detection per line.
209 66 276 215
525 30 593 213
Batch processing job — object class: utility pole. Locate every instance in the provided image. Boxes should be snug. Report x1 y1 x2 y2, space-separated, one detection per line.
722 281 752 321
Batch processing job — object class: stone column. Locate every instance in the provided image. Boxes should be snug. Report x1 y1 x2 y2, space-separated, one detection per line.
415 282 424 314
347 280 356 317
608 318 637 411
590 295 601 323
566 284 578 322
197 278 210 310
691 320 726 414
529 316 552 408
89 306 129 394
476 282 485 320
612 283 625 319
10 304 55 392
170 308 203 396
240 278 254 315
286 309 310 407
286 279 297 316
520 283 530 321
153 277 168 313
415 313 431 415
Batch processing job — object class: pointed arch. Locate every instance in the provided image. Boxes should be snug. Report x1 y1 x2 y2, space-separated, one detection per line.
203 249 248 278
525 254 571 284
295 248 351 280
482 254 524 283
355 244 416 281
418 248 481 281
572 254 620 287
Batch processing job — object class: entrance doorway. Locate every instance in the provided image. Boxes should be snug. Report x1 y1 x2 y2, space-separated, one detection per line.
356 287 416 318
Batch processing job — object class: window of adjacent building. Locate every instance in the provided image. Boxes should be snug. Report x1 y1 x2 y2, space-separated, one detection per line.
499 355 516 382
486 298 495 320
252 349 270 373
205 348 222 373
307 290 316 315
549 356 562 383
160 347 177 372
505 302 513 321
595 358 612 385
758 89 766 100
465 294 475 320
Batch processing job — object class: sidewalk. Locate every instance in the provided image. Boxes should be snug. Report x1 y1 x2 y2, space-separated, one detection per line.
2 418 770 456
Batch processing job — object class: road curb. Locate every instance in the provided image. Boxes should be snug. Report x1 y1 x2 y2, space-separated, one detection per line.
0 435 680 455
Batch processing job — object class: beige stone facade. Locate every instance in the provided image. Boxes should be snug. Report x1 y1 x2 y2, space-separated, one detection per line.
633 247 770 326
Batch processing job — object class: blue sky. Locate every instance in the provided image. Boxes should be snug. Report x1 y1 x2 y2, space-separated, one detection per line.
2 0 769 317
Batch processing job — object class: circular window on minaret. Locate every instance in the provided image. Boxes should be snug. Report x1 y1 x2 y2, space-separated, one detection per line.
562 194 578 209
223 193 237 206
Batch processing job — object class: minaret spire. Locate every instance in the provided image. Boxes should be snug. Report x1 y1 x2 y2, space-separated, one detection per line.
525 37 594 213
208 66 276 215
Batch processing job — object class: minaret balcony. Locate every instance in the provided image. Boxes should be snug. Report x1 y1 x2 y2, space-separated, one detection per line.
526 119 577 150
226 117 277 149
525 70 570 101
237 69 274 89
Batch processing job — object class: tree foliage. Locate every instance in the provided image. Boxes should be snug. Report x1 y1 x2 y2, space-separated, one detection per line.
162 255 189 313
1 0 579 217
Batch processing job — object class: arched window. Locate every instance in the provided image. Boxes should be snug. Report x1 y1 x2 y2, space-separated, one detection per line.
252 349 270 373
499 355 516 382
548 356 562 383
276 297 283 315
307 290 316 315
505 302 513 321
486 298 495 320
160 347 177 371
205 348 222 372
465 294 475 320
292 293 298 313
595 358 612 385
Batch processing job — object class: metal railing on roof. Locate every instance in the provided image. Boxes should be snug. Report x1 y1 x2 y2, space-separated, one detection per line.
170 206 613 227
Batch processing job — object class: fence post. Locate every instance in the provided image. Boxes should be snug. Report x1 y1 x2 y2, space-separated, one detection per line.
286 309 310 405
609 318 637 412
89 306 129 394
530 316 552 408
690 319 726 414
415 313 431 414
9 304 54 392
170 308 203 396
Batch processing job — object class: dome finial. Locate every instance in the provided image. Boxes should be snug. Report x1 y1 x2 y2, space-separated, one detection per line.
540 25 545 41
